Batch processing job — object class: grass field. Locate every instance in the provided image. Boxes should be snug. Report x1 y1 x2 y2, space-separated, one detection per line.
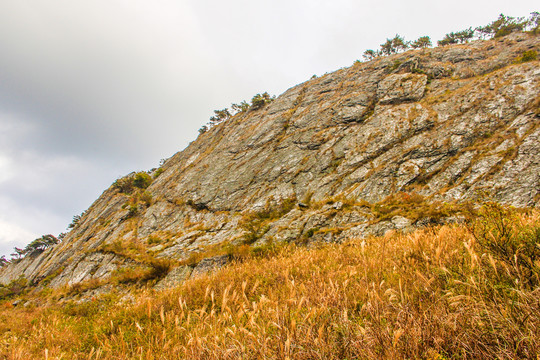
0 203 538 359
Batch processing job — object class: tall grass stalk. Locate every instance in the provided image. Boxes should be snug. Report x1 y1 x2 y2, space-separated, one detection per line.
0 207 538 359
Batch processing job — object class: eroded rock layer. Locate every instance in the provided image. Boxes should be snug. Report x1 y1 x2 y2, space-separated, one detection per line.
1 33 539 289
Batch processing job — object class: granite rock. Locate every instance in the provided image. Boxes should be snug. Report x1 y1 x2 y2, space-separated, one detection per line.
1 33 539 289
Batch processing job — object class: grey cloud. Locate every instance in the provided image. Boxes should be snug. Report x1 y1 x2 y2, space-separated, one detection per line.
0 1 223 163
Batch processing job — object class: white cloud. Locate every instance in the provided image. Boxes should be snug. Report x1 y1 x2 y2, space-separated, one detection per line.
0 155 14 184
0 220 38 251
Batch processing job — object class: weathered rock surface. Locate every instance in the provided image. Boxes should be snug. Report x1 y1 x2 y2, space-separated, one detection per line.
154 265 193 291
190 255 230 279
1 33 539 291
377 73 427 104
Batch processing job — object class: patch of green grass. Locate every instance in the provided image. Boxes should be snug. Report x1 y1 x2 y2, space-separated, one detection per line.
514 50 537 63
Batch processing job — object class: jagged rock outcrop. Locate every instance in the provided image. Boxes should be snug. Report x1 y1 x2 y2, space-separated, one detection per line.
1 32 539 289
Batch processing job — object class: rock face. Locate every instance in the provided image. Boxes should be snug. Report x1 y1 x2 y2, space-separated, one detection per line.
377 73 427 104
191 255 230 279
1 33 539 290
154 265 192 291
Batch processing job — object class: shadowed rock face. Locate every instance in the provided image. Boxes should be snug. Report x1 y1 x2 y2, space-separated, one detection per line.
154 265 192 291
2 33 539 289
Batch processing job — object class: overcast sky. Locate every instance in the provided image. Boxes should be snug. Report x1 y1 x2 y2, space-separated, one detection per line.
0 0 537 258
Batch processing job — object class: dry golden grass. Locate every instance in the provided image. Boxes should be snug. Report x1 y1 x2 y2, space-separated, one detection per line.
1 206 539 359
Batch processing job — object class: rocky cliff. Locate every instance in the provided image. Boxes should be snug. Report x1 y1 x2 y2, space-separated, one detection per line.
1 32 539 290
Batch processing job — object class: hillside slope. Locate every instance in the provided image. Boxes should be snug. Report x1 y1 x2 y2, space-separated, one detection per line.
1 32 539 290
1 207 539 359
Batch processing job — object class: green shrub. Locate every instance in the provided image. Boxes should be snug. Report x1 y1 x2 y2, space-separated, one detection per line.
305 228 319 238
515 50 538 63
362 49 379 61
114 172 153 194
468 202 540 289
153 168 164 178
529 11 540 34
475 13 535 39
147 235 162 245
0 256 9 267
68 213 84 229
492 14 525 38
113 177 135 194
411 36 432 49
251 92 275 110
380 34 408 55
231 101 250 113
133 172 152 189
390 60 402 71
139 191 153 207
209 108 231 125
438 28 474 46
200 100 250 135
198 125 208 134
